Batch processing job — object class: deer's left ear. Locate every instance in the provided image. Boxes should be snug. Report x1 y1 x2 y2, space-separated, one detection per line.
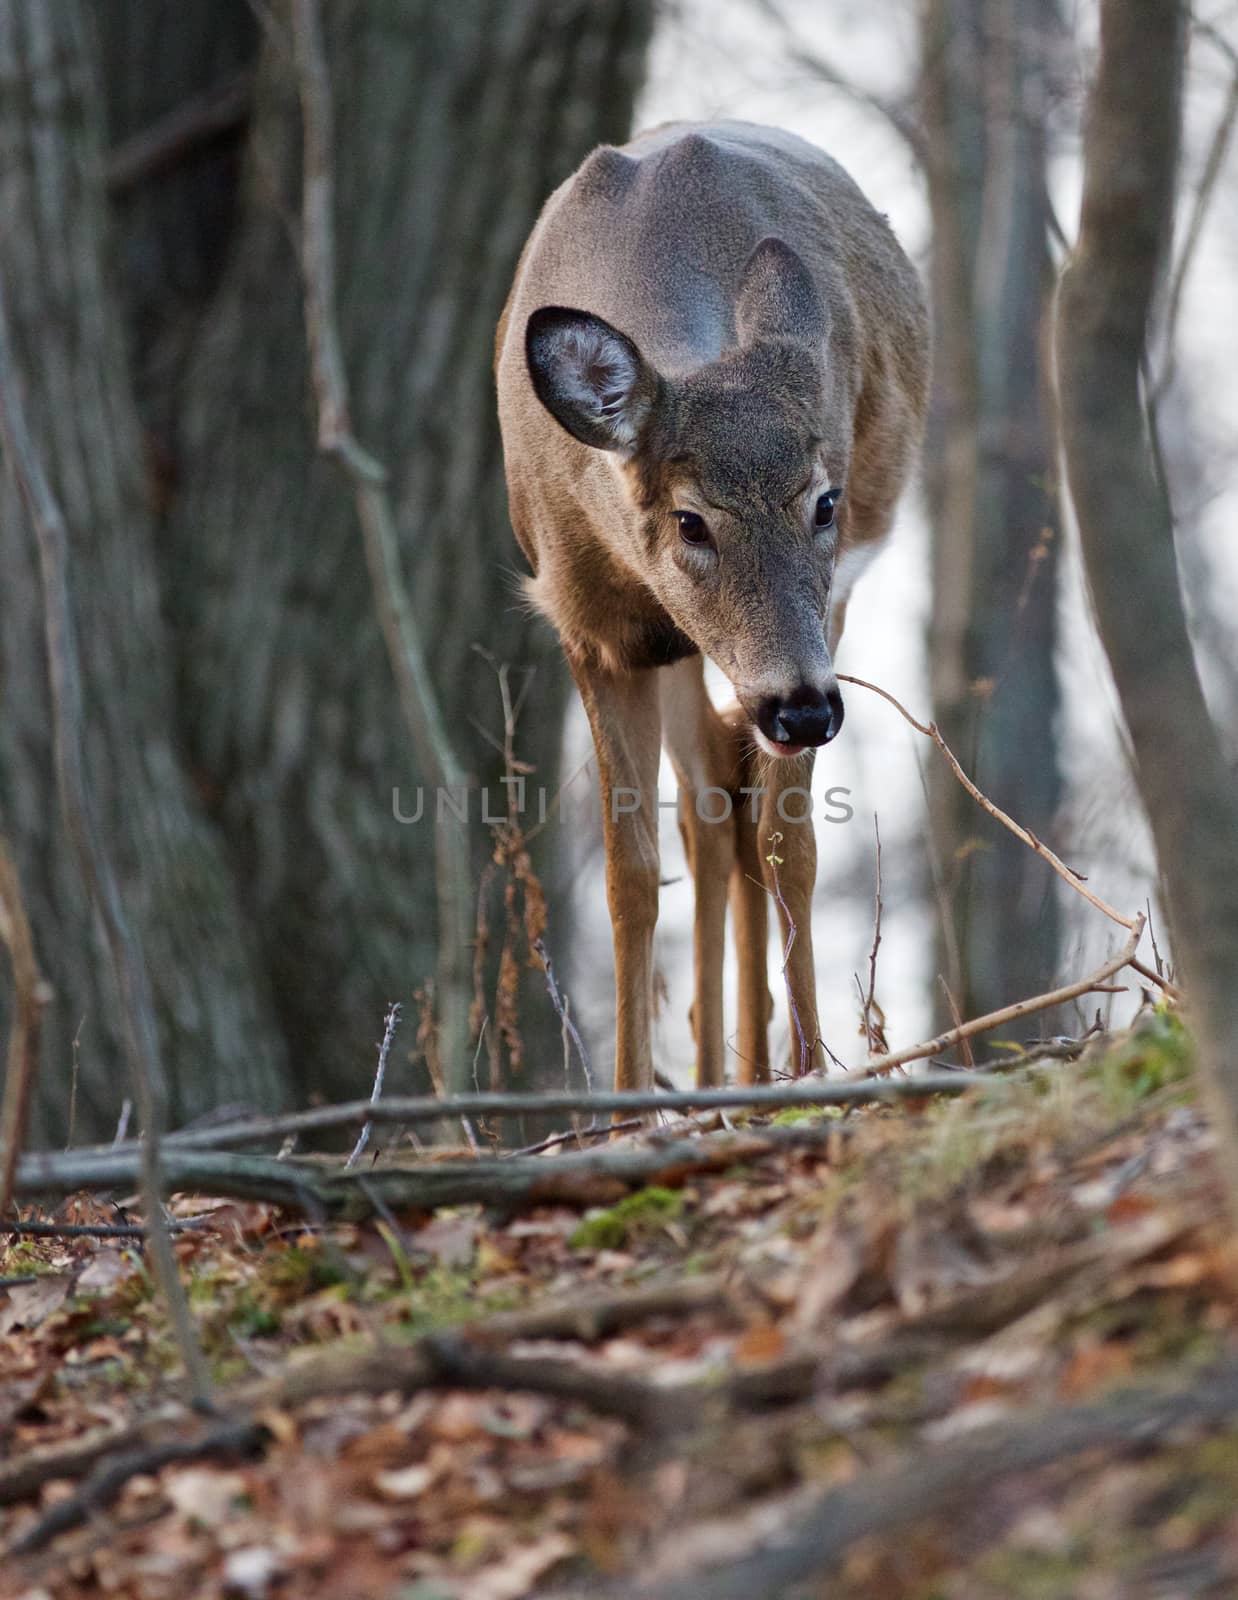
735 237 830 352
526 306 660 455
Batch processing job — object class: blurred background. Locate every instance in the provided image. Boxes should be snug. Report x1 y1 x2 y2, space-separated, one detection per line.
1 0 1235 1144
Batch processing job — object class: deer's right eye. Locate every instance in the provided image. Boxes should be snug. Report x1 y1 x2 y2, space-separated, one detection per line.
675 510 711 546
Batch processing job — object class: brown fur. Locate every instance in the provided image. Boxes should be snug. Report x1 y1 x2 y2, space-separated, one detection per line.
496 121 929 1091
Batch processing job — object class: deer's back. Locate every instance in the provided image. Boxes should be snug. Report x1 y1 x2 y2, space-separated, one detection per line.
500 120 924 384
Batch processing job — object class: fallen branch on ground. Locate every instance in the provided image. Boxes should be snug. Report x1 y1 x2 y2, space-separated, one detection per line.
54 1072 1002 1168
1 1218 207 1240
13 1115 872 1219
87 1021 1106 1155
0 1275 731 1518
860 920 1143 1077
2 1343 676 1563
5 1204 1204 1562
6 1419 268 1559
569 1359 1238 1600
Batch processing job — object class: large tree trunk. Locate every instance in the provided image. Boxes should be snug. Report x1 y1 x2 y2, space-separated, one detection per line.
1 0 654 1140
1056 0 1238 1215
0 2 287 1144
165 0 655 1104
921 0 1063 1025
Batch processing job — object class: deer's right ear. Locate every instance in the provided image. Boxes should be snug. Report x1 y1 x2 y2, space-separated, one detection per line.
526 307 657 455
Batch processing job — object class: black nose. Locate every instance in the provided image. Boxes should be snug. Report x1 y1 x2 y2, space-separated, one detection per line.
756 685 845 749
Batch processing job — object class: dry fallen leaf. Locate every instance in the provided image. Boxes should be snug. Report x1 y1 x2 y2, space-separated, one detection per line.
0 1276 71 1336
733 1322 787 1365
457 1531 576 1600
414 1214 480 1268
76 1249 140 1292
222 1544 286 1598
372 1461 437 1500
164 1467 252 1528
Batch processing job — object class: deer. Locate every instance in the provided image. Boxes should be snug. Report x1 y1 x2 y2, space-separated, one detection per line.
496 121 929 1094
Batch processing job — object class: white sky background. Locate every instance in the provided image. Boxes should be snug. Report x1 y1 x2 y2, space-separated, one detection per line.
560 0 1238 1086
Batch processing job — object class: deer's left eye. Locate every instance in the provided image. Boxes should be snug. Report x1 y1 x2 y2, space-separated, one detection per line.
815 491 838 530
675 510 711 546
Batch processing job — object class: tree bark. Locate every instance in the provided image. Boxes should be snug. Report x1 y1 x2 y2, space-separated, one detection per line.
90 1 257 437
921 0 1063 1025
0 2 288 1144
1056 0 1238 1213
165 0 654 1104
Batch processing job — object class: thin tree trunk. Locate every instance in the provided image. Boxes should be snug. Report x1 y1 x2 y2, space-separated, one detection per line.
921 0 1063 1025
166 0 655 1104
0 2 287 1143
1056 0 1238 1213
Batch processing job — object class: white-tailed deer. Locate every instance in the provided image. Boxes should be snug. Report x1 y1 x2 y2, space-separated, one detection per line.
496 122 929 1092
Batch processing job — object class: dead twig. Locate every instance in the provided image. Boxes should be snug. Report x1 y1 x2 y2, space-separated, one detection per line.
0 278 211 1408
1153 20 1238 402
856 815 887 1058
290 0 472 1087
58 995 1116 1159
347 1002 401 1168
506 1117 642 1158
937 973 975 1070
750 0 927 160
534 936 593 1092
119 1073 988 1152
104 69 252 195
861 920 1143 1077
0 842 48 1216
838 673 1164 949
5 1418 268 1560
1 1217 209 1240
467 1274 728 1345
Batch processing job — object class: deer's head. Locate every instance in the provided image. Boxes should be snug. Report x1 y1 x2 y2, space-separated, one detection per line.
527 238 852 758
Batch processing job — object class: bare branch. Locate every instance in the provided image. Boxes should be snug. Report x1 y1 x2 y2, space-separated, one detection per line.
346 1002 401 1168
751 0 927 161
837 673 1149 939
1154 26 1238 400
103 70 252 195
534 936 593 1091
937 972 975 1070
11 1103 935 1219
289 0 473 1084
857 815 888 1058
49 1054 1082 1164
6 1419 267 1560
0 842 48 1216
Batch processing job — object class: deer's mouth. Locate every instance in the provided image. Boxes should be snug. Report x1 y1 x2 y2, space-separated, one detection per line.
752 726 810 761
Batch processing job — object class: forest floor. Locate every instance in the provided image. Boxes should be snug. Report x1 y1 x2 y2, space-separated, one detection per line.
4 1010 1238 1600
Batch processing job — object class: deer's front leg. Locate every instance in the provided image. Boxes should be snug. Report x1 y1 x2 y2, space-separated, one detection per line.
660 657 736 1089
571 658 663 1092
757 755 826 1077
